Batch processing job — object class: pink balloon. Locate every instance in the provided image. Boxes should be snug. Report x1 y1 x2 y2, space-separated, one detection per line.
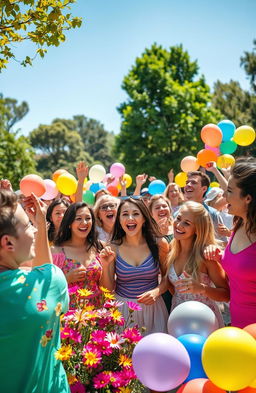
110 162 125 178
41 179 59 200
205 144 220 156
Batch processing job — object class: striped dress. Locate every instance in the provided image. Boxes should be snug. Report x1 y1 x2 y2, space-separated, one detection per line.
114 251 168 335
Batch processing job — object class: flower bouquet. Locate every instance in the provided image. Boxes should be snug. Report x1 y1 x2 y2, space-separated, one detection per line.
55 286 145 393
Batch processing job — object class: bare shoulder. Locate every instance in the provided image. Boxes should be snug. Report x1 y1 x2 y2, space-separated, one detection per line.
50 245 63 255
157 237 169 251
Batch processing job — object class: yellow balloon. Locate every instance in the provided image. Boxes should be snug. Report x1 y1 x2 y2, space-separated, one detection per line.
175 172 188 187
233 125 255 146
118 173 133 190
217 154 235 169
56 173 78 196
250 377 256 388
210 182 220 188
202 327 256 391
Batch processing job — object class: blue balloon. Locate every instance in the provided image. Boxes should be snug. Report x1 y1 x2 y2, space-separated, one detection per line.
90 182 106 193
177 334 207 382
217 120 236 142
148 180 166 195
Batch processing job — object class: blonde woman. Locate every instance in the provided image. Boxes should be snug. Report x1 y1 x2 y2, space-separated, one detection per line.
164 182 184 214
93 194 120 242
148 195 174 244
167 201 229 326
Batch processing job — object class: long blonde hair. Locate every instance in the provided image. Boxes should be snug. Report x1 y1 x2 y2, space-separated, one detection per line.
167 201 217 280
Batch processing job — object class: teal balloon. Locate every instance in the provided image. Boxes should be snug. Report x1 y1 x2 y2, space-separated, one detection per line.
82 190 95 205
217 120 236 142
220 140 237 154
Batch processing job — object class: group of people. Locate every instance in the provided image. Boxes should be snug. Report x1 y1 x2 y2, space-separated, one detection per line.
0 156 255 392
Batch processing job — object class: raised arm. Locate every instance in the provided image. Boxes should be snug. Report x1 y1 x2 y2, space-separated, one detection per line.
206 162 228 191
99 245 116 291
133 173 148 196
75 162 89 203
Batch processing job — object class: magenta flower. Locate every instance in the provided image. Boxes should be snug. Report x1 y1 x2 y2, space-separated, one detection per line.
90 330 106 343
70 381 86 393
68 284 80 295
122 327 143 343
61 327 82 343
126 301 142 311
93 372 110 388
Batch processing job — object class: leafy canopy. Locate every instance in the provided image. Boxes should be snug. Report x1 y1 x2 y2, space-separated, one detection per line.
0 0 82 70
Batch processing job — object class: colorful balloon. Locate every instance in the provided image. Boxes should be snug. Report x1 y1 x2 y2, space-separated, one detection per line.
201 124 223 147
205 144 220 156
148 180 166 195
233 125 256 146
56 173 77 196
210 182 220 188
177 334 207 382
132 333 190 391
89 182 106 194
123 173 132 188
180 156 199 172
220 140 237 154
167 301 219 338
107 185 119 197
217 154 235 169
41 179 59 200
217 120 236 142
52 169 68 183
238 388 256 393
82 190 95 205
88 164 106 183
175 172 188 188
176 378 226 393
197 149 218 168
202 327 256 391
20 174 46 197
243 323 256 339
110 162 125 178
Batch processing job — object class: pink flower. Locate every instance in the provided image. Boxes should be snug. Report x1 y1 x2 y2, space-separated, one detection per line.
106 332 124 349
122 327 143 343
90 330 106 343
93 372 110 388
83 346 102 368
126 301 142 311
68 284 80 295
95 340 113 355
36 299 48 312
61 327 82 343
70 381 86 393
45 329 53 339
104 300 124 308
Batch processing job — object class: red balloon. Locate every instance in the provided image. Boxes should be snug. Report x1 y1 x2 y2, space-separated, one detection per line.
107 185 119 197
197 149 218 168
201 124 223 147
243 324 256 339
177 378 226 393
20 174 46 197
238 388 256 393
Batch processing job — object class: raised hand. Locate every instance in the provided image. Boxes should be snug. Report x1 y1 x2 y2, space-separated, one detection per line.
203 244 223 262
136 173 148 186
76 162 89 182
99 246 116 266
174 271 206 295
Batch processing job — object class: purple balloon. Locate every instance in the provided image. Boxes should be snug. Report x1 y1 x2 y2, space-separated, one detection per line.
132 333 190 391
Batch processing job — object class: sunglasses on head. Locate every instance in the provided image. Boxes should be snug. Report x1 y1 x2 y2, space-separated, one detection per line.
99 203 118 211
119 195 142 201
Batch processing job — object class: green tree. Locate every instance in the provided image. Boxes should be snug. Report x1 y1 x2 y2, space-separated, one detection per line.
0 93 29 131
29 119 92 178
0 0 82 70
241 39 256 94
115 44 220 180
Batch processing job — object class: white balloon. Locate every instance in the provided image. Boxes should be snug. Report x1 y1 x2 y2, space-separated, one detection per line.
167 301 219 338
89 165 106 183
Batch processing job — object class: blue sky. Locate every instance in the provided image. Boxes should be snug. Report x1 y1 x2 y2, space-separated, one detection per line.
1 0 255 136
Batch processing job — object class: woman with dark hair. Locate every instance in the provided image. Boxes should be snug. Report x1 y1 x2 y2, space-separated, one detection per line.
51 202 103 307
99 197 169 334
205 157 256 328
46 198 70 243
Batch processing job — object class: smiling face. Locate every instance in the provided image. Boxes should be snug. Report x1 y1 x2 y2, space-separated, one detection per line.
70 206 93 240
168 184 179 202
98 196 118 229
151 198 171 223
173 207 196 241
119 201 145 237
184 175 207 203
225 176 251 218
51 203 68 231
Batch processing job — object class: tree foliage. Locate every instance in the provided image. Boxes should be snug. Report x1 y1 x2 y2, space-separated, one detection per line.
241 39 256 94
115 44 220 180
0 0 82 70
0 93 29 131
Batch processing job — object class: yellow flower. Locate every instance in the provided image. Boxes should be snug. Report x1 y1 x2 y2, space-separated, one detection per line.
119 354 132 368
118 388 132 393
104 292 115 300
55 302 62 316
40 335 49 347
110 309 123 322
83 350 101 367
67 374 77 385
17 275 26 284
99 286 110 293
55 345 73 361
78 288 93 297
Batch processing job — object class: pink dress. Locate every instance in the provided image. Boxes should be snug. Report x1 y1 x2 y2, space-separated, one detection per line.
222 233 256 328
53 249 102 308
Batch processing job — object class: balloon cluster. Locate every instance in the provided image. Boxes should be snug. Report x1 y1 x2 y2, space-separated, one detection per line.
132 301 256 392
175 120 255 187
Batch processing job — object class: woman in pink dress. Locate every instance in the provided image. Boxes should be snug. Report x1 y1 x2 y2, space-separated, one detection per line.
205 157 256 328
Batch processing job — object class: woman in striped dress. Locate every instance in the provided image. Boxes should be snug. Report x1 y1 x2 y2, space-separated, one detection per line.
99 197 169 335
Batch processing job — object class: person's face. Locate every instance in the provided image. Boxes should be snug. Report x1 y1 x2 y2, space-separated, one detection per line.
14 204 37 264
168 185 179 201
141 194 151 206
119 201 145 237
51 203 68 230
225 176 251 217
70 206 93 240
173 208 196 241
151 198 171 223
98 198 118 227
184 176 207 203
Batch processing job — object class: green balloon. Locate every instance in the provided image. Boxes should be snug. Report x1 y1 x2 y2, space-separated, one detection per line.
82 190 95 205
220 140 237 154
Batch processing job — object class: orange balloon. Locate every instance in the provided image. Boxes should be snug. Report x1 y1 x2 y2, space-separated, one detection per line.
238 387 256 393
177 378 225 393
180 156 200 172
107 185 119 197
201 124 223 147
20 174 46 197
243 324 256 339
197 149 218 167
52 169 68 183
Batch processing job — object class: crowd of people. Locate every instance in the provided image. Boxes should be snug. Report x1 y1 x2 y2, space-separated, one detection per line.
0 156 255 392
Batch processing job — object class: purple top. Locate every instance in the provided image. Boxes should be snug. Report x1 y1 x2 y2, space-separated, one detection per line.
221 232 256 328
